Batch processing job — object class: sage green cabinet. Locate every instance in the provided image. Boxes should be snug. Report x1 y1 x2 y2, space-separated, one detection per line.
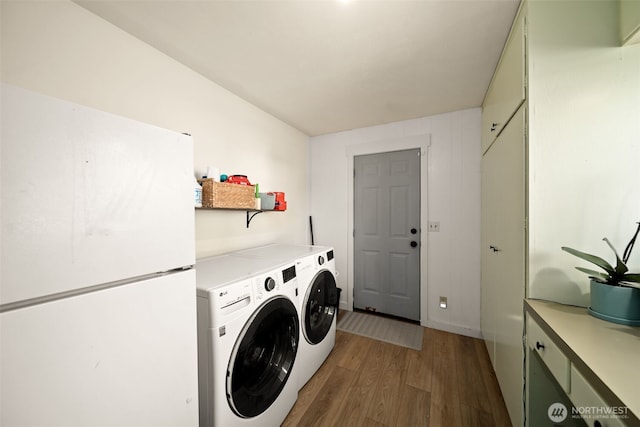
481 8 527 427
484 1 640 425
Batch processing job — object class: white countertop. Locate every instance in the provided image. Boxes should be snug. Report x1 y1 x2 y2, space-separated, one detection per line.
525 299 640 421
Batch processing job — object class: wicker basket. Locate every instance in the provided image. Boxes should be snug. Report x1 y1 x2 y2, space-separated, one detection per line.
199 179 256 209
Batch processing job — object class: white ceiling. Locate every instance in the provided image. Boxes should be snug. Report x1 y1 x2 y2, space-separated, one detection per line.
75 0 520 136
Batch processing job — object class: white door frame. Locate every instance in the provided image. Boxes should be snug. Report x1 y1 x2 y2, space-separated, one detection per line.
345 134 431 326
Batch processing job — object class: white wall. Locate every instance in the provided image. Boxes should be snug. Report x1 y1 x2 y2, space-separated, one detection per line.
310 108 482 337
527 0 640 305
0 1 310 259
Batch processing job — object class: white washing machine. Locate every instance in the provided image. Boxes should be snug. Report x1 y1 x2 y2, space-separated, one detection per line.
195 254 300 427
231 244 339 389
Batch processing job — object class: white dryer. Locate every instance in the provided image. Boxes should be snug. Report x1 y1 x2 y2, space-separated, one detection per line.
294 248 338 389
195 255 300 427
231 244 339 389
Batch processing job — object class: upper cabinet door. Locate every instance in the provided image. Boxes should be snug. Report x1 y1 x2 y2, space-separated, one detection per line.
621 0 640 45
481 15 526 154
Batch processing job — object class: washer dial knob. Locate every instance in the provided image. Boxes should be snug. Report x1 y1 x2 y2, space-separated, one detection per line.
264 277 276 291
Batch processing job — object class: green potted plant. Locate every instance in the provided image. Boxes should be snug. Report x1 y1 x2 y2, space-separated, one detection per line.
561 222 640 325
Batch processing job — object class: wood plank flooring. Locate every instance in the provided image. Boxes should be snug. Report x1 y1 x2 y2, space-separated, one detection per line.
283 317 511 427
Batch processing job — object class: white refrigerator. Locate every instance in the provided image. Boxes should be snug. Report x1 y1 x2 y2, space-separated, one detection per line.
0 84 199 426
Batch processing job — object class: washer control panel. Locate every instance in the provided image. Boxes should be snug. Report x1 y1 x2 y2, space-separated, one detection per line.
253 273 279 301
282 265 297 283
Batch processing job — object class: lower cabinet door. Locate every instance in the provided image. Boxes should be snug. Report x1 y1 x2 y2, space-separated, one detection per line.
570 365 627 427
481 105 526 426
528 349 587 427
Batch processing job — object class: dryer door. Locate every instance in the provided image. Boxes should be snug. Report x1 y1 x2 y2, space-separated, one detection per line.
303 270 338 344
227 296 299 418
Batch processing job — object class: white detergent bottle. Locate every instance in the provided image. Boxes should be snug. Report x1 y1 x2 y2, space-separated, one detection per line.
194 177 203 208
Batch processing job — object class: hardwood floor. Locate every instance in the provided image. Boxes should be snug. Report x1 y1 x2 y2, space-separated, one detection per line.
283 318 511 427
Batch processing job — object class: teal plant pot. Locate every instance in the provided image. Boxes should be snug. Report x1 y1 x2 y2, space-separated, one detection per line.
589 280 640 326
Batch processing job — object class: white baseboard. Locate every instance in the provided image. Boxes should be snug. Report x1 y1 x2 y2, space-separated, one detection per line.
424 319 483 339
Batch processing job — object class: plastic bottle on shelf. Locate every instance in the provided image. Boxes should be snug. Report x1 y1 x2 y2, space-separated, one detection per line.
194 177 203 208
254 183 261 210
206 166 220 182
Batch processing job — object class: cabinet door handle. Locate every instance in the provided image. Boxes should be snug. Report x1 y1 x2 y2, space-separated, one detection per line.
489 245 501 253
536 341 545 350
490 122 498 132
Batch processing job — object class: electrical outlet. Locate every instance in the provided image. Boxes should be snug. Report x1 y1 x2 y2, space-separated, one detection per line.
439 296 448 309
429 221 440 232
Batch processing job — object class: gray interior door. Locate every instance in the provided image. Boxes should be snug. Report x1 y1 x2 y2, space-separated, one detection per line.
354 149 420 321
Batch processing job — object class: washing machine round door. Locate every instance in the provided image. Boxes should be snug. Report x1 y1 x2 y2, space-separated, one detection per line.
227 296 299 418
304 270 338 344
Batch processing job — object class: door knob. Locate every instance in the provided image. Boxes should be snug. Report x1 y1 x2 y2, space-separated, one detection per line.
410 228 417 234
410 241 418 248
